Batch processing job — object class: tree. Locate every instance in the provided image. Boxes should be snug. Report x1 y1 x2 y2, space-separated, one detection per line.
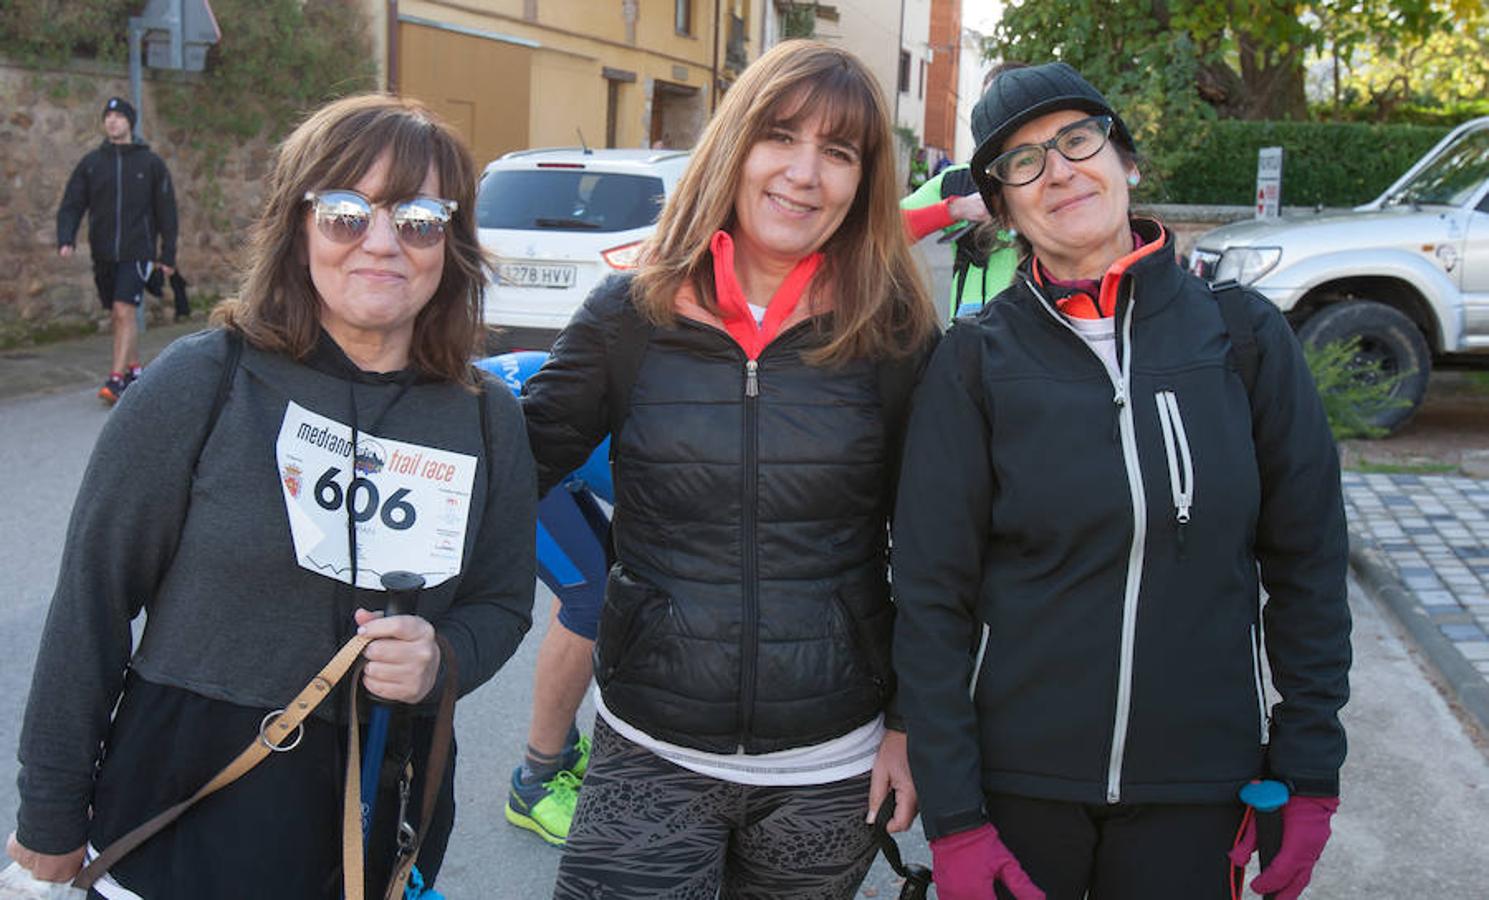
986 0 1471 123
1322 0 1489 121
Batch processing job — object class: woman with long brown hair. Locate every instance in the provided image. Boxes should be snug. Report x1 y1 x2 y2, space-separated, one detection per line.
520 40 938 898
8 94 536 898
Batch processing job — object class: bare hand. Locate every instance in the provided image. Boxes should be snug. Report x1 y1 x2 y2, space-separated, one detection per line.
6 832 84 883
354 609 440 703
159 263 174 277
57 245 73 259
866 729 917 833
947 193 992 224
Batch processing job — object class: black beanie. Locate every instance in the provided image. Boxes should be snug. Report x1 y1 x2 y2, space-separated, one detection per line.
969 63 1134 198
102 97 137 129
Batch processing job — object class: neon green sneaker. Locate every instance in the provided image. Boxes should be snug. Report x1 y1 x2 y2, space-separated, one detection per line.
504 768 581 845
565 733 591 779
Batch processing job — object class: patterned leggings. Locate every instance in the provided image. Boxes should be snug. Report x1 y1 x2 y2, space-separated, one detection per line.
552 718 879 899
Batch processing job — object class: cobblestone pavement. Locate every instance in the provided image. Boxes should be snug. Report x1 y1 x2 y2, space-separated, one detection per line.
1343 471 1489 679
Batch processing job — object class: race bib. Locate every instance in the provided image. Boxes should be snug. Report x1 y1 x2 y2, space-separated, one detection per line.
276 401 477 589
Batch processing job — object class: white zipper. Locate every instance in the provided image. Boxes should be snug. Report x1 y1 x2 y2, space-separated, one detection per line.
1250 624 1269 744
1154 390 1195 529
1021 276 1147 804
968 623 991 700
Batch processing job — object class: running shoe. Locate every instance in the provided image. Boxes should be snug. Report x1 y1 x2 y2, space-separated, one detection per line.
98 375 128 405
563 732 591 779
504 767 580 846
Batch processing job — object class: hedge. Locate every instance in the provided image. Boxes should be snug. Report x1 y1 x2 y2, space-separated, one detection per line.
1150 120 1454 207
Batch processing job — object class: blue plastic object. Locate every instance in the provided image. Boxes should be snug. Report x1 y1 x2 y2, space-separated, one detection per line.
476 353 613 620
473 352 612 501
1239 779 1290 813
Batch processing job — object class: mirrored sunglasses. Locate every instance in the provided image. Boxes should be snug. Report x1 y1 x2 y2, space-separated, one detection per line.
303 190 457 249
985 115 1115 187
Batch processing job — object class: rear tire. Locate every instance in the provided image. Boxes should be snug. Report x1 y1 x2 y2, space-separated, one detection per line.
1296 300 1431 434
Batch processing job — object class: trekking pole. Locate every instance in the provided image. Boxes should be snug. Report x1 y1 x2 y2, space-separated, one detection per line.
1239 779 1288 900
361 571 426 845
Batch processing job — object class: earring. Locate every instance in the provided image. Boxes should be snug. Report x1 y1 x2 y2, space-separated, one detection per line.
1127 172 1141 187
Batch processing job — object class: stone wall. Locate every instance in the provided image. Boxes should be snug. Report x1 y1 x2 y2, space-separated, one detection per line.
0 58 270 346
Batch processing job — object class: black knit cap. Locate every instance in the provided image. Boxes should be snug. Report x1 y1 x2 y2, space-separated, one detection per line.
102 96 137 129
969 62 1134 199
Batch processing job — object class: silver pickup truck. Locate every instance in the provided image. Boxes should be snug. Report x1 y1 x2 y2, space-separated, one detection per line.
1190 115 1489 431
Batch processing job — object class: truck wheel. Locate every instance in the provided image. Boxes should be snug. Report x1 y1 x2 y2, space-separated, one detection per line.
1296 300 1431 434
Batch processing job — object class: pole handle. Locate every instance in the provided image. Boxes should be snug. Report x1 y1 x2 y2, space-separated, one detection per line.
1256 808 1283 900
1239 779 1288 900
380 571 425 618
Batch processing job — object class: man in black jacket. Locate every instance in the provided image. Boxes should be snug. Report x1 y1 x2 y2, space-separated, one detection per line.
56 97 178 404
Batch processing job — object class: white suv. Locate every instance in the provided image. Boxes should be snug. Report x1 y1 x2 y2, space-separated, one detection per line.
1191 115 1489 432
477 147 691 350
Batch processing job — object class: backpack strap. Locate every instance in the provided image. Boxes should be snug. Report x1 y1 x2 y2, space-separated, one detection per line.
604 285 656 445
1210 279 1260 397
878 336 937 512
193 329 244 469
205 329 243 438
939 166 975 199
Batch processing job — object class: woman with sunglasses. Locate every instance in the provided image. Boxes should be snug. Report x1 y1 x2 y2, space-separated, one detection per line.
891 63 1351 900
521 41 938 898
8 94 536 897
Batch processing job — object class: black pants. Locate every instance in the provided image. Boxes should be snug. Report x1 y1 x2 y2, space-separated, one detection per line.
89 675 455 899
986 793 1243 900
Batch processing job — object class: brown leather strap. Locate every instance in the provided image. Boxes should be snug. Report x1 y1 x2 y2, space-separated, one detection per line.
343 657 369 900
73 633 373 890
383 635 458 900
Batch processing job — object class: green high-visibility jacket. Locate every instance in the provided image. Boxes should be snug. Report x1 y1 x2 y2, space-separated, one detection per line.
901 164 1018 321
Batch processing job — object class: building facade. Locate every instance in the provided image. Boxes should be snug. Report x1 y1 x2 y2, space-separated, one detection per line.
922 0 958 164
363 0 764 166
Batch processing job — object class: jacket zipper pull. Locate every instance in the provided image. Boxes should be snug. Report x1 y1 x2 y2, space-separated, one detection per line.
1111 386 1125 441
745 359 759 397
1176 509 1190 559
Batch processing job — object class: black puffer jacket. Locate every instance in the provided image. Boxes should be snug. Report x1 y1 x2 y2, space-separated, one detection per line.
524 275 920 753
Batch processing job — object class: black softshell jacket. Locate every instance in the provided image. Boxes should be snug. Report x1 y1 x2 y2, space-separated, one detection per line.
56 140 177 266
892 222 1351 840
523 276 912 753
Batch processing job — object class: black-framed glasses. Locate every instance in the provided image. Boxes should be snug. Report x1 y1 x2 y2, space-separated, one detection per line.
303 190 458 249
983 115 1115 187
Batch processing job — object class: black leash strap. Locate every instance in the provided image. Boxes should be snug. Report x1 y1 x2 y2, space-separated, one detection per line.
872 793 933 900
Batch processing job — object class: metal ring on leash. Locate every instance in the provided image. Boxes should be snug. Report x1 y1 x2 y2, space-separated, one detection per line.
258 709 305 752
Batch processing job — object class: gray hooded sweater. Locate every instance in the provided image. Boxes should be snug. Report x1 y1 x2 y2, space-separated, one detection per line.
16 328 537 853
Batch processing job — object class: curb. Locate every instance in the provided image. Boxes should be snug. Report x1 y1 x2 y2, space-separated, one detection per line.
1348 528 1489 739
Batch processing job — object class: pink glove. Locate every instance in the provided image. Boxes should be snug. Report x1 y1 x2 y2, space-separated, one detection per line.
1228 795 1340 899
930 823 1045 900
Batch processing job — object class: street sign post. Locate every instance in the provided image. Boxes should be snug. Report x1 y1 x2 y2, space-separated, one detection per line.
127 0 222 138
1255 146 1284 219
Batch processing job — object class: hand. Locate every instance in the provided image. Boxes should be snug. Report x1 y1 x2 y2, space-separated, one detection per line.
1228 795 1339 900
946 193 992 224
866 728 916 832
6 832 84 883
930 823 1044 900
57 245 73 258
159 263 174 277
354 608 440 703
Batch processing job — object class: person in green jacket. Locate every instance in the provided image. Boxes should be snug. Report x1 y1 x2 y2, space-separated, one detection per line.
900 162 1019 322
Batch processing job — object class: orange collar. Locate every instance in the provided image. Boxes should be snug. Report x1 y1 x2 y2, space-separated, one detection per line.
1033 223 1169 319
677 231 823 359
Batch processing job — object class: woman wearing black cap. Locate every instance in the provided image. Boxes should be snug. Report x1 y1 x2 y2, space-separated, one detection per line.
890 62 1351 900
